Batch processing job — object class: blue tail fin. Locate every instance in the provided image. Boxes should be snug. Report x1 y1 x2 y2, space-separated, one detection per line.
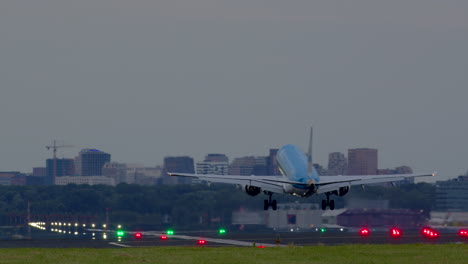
306 126 319 180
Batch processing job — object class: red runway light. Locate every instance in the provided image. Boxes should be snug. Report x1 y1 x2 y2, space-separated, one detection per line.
359 228 370 237
421 227 439 238
160 235 168 240
257 245 266 248
458 229 468 238
197 239 207 245
390 228 402 238
134 232 143 239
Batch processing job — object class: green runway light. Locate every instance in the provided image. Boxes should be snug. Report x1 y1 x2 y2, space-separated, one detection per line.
320 228 326 233
166 229 174 235
219 228 226 234
116 230 125 237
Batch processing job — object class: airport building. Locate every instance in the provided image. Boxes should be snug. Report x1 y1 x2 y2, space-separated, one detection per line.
336 208 426 228
347 148 378 175
231 203 323 230
429 211 468 226
266 203 322 230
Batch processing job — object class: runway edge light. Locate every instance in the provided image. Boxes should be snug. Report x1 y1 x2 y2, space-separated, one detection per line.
390 227 402 238
458 229 468 238
116 230 125 237
359 227 370 237
421 227 439 238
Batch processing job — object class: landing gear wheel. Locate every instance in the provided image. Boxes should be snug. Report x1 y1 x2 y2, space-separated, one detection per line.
272 200 277 210
263 192 275 210
322 192 335 210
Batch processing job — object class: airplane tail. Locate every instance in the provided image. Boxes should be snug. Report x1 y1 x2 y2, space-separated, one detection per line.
306 126 320 180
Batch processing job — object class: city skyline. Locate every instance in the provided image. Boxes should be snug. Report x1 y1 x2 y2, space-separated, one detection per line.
0 140 461 183
1 1 467 181
30 145 424 179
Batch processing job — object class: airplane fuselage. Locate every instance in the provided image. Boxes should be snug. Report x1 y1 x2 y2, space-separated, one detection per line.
276 144 319 197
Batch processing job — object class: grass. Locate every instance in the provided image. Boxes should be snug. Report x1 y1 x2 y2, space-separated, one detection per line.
0 244 467 264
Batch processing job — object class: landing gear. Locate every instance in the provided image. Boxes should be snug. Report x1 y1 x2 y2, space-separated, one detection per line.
264 192 277 210
321 192 335 210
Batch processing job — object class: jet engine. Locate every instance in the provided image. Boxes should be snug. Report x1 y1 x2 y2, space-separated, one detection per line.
244 185 261 196
338 186 350 196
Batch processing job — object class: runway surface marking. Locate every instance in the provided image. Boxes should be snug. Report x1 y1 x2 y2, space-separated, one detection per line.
142 231 287 247
109 242 132 248
89 229 286 247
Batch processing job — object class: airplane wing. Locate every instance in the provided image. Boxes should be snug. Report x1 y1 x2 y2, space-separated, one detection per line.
169 171 436 195
315 172 437 194
167 173 303 194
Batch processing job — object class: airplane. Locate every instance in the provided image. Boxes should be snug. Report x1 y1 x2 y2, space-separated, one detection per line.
169 128 436 210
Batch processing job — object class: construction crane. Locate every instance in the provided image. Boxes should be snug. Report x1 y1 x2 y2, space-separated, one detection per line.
46 140 74 184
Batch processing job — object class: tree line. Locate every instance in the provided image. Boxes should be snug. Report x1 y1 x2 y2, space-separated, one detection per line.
0 182 435 229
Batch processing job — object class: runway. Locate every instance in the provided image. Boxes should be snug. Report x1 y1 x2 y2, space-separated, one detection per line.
1 228 466 248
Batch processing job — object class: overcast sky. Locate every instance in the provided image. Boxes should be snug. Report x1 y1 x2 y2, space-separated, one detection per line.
1 1 467 181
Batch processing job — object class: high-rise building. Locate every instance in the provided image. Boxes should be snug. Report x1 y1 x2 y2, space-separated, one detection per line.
126 164 163 185
46 158 75 184
33 167 47 177
229 156 270 176
377 166 414 184
163 156 194 184
55 176 115 186
313 163 328 176
0 172 20 185
229 156 256 176
394 166 413 174
267 149 281 176
253 157 268 176
196 154 229 175
203 154 229 163
102 162 127 184
328 152 347 175
76 149 111 176
347 148 378 175
196 162 229 175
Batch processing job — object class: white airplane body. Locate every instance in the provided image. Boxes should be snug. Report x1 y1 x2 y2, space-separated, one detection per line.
169 128 436 210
